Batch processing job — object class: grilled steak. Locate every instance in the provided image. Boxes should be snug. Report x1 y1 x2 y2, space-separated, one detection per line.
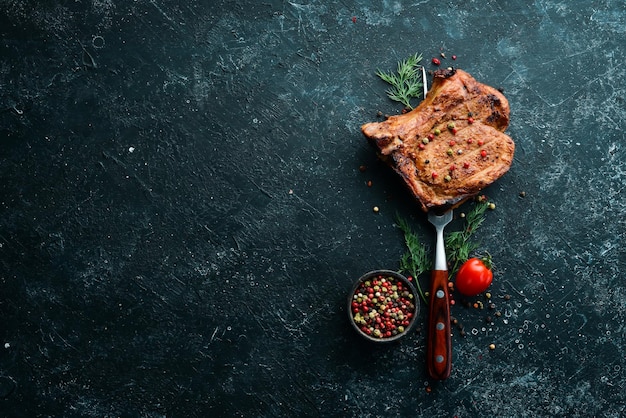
362 68 515 212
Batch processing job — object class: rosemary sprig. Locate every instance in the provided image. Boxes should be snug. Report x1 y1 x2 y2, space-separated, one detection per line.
396 216 431 304
376 53 424 109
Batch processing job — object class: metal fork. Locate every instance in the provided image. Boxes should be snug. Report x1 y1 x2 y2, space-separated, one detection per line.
421 66 453 380
426 210 453 380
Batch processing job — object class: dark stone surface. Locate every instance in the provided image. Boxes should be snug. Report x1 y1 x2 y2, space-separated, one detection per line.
1 0 625 416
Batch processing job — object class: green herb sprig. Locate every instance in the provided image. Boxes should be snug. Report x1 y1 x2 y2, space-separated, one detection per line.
376 53 424 109
445 200 489 275
396 216 431 304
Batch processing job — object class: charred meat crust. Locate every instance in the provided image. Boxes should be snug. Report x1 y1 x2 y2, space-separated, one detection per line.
433 68 457 79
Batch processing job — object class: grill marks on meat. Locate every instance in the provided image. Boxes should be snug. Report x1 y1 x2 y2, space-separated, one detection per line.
362 68 515 212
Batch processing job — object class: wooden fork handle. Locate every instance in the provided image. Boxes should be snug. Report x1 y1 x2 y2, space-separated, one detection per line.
426 269 451 380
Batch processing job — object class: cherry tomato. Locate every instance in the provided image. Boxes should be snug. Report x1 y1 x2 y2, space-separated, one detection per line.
455 257 493 296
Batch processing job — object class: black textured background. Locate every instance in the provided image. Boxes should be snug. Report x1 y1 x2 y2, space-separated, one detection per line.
1 1 625 416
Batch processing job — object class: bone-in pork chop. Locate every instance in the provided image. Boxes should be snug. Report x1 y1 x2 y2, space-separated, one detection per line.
362 68 515 212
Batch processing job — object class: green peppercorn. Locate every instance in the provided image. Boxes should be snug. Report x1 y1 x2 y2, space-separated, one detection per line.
434 128 441 135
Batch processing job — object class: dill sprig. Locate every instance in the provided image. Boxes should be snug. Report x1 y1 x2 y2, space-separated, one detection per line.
376 53 424 109
445 200 489 275
396 216 431 304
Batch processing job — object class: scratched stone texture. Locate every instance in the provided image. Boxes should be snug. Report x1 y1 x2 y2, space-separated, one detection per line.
0 0 625 416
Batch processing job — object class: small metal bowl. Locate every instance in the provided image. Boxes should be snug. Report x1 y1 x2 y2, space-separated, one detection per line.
347 270 420 343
